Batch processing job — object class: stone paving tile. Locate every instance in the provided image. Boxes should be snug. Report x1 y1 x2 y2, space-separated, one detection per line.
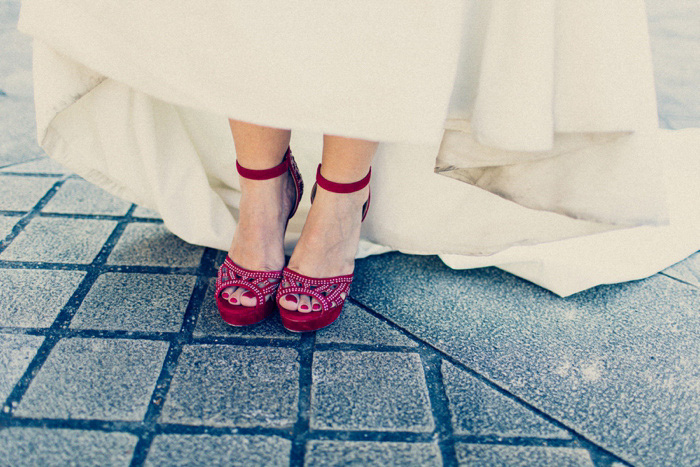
0 98 43 167
455 444 594 467
646 1 700 124
71 273 195 332
0 217 117 263
0 214 19 240
0 157 70 175
310 350 434 432
305 441 442 467
0 1 32 92
193 278 299 340
663 251 700 287
160 345 298 427
145 434 291 467
0 176 55 211
0 269 85 327
16 338 168 421
132 206 162 219
441 361 569 439
42 179 131 216
0 428 137 466
352 253 700 466
0 333 44 403
107 223 204 267
316 302 417 347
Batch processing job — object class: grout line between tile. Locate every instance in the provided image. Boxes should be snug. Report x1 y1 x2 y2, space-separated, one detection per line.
127 341 182 467
313 342 420 353
289 332 316 467
1 415 595 447
0 158 46 172
419 350 458 467
37 212 138 221
659 271 699 289
0 172 65 178
0 262 92 271
0 326 304 347
0 263 198 275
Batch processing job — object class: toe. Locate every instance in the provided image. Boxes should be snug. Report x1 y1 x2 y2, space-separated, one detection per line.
310 297 322 312
221 286 236 301
298 295 312 313
279 293 299 311
228 287 243 305
240 289 258 307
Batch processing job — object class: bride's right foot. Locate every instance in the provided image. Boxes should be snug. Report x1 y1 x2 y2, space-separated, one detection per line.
220 149 300 309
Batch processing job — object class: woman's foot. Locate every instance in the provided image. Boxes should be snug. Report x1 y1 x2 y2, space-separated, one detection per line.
278 183 369 312
221 168 296 307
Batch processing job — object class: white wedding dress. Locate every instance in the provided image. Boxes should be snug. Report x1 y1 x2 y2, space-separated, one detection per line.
17 0 700 296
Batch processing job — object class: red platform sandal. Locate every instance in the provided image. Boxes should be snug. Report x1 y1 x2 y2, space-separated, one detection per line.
216 147 303 326
276 164 371 332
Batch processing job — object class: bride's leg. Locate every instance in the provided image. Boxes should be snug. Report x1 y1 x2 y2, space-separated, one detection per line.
223 119 294 307
278 135 377 312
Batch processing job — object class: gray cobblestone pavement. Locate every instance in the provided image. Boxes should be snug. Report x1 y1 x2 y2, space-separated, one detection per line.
1 1 699 465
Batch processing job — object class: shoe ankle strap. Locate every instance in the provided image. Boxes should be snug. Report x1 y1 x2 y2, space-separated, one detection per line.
315 164 371 193
236 147 291 180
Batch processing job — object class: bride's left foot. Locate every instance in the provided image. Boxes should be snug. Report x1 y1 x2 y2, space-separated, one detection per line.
278 183 368 312
218 147 300 313
221 171 291 307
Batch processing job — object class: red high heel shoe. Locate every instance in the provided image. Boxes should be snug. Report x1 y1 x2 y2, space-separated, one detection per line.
216 147 303 326
276 164 371 332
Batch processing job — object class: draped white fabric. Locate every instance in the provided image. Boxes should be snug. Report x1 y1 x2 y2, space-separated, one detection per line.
437 0 667 226
17 0 700 296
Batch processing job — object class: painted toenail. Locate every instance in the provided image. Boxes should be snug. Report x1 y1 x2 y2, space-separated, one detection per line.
300 304 309 311
312 304 321 310
231 298 238 303
285 295 298 303
242 291 255 299
222 292 229 299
